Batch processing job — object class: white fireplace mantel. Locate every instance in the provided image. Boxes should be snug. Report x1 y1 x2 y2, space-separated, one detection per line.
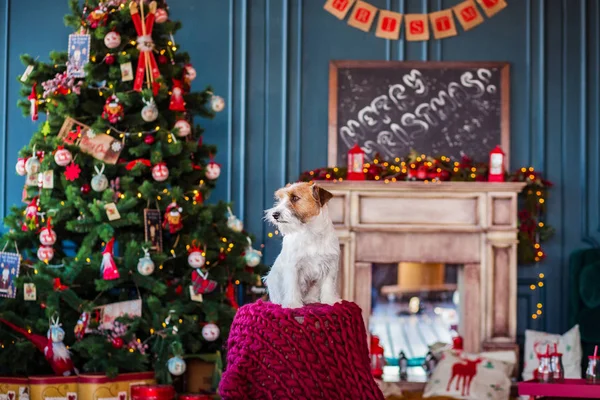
319 180 526 353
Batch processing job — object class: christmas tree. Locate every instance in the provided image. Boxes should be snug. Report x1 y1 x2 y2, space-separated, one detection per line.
0 0 267 382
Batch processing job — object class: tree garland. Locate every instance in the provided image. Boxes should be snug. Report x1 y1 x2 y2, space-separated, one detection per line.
299 150 554 265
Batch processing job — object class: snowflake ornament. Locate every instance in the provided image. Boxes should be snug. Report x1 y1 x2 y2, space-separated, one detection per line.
65 162 81 181
111 142 122 152
85 129 96 139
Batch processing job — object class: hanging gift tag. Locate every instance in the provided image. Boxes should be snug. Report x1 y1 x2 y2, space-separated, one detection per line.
67 34 91 78
0 252 21 299
104 203 121 221
26 173 38 187
24 283 37 301
20 65 34 82
121 62 134 82
189 285 203 302
144 209 163 252
42 171 54 189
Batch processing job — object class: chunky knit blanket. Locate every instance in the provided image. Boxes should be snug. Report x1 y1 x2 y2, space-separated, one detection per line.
219 300 385 400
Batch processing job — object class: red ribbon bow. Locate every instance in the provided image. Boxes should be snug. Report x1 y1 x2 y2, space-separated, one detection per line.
130 2 161 94
125 159 152 170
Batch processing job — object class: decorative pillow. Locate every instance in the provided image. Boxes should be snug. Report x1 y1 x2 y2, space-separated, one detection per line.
522 324 582 381
423 350 512 400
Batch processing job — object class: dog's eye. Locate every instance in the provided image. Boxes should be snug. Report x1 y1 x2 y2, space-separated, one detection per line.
291 195 300 202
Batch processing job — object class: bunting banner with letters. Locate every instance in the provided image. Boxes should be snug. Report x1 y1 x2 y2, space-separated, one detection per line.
324 0 507 41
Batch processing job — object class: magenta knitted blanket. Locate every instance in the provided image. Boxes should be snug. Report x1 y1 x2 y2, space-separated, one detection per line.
218 300 384 400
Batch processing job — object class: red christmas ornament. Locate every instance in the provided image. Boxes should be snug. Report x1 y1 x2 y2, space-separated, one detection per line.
53 278 67 291
101 95 124 124
347 144 365 181
101 238 120 280
81 184 91 194
488 145 505 182
65 162 81 181
191 270 217 294
162 202 183 234
169 79 186 112
175 285 183 295
0 317 75 376
112 337 124 349
144 135 155 145
87 6 108 28
28 82 38 121
218 252 226 262
158 54 168 64
105 54 116 65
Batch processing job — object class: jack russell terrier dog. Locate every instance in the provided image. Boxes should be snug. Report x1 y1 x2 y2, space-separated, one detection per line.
264 182 341 308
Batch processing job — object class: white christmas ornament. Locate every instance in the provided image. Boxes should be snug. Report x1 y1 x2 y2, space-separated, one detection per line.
152 163 169 182
155 8 168 23
25 156 41 175
202 323 220 342
210 95 225 112
137 248 155 276
184 64 196 82
226 207 243 233
54 148 73 167
205 161 221 180
37 246 54 262
173 119 191 137
141 97 158 122
104 31 121 49
167 356 186 376
39 223 57 246
187 244 205 269
91 164 109 192
16 158 27 176
245 238 262 268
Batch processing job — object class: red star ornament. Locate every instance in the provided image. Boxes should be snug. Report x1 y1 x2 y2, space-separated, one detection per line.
65 162 81 181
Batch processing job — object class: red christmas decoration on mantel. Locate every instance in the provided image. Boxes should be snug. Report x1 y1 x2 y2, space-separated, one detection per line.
488 145 505 182
347 144 365 181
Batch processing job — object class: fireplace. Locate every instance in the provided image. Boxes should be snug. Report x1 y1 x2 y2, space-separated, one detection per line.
320 181 526 357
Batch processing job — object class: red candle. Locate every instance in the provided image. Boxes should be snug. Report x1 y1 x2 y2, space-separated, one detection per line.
131 385 175 400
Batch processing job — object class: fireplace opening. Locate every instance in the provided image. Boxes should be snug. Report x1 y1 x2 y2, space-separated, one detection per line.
369 262 462 381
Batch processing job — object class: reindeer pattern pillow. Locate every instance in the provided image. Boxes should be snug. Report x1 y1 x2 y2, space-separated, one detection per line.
423 350 512 400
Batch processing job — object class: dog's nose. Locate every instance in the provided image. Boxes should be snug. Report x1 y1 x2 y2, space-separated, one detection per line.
272 212 281 220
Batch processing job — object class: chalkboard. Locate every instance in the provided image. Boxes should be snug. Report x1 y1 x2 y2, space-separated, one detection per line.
328 61 510 167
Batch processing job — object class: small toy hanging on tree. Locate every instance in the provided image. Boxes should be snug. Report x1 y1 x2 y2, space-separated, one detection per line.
102 95 124 124
169 79 186 112
0 316 76 376
101 238 120 280
163 202 183 234
28 83 38 121
187 241 205 269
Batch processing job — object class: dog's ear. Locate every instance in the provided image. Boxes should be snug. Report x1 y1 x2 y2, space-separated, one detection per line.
312 184 333 207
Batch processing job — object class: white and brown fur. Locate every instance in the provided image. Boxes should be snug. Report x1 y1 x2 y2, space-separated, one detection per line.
264 182 341 308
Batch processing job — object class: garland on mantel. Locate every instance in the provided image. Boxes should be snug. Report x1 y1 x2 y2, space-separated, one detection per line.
299 150 555 265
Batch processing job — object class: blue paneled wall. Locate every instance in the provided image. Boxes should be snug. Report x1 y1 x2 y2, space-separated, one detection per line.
1 0 599 337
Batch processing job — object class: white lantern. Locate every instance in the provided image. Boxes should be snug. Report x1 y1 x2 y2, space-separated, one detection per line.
152 163 169 182
167 356 186 376
54 148 73 167
141 98 158 122
173 120 191 137
25 156 41 175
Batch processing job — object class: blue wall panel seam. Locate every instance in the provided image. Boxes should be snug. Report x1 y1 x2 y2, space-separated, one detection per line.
263 0 270 246
1 0 10 220
398 0 405 60
422 0 428 61
538 0 545 172
226 0 234 203
596 0 600 234
579 0 589 244
281 0 289 187
295 1 302 175
436 0 442 61
525 0 532 165
239 0 248 220
560 0 568 330
385 0 391 61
